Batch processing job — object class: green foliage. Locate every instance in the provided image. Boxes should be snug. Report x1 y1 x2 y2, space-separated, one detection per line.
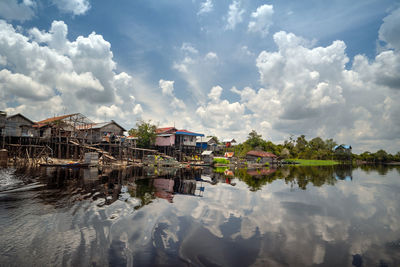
288 159 338 166
233 130 398 163
128 120 157 148
207 135 220 144
357 149 399 163
213 166 229 173
213 157 230 164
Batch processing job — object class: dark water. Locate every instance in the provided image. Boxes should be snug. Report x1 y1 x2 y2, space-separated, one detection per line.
1 165 400 266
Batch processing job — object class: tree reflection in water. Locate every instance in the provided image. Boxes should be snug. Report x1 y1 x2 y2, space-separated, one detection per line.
13 164 400 210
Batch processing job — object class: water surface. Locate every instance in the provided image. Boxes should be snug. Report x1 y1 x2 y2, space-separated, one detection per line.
1 165 400 266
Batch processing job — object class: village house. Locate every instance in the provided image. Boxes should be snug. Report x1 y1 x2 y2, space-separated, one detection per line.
222 138 237 148
196 136 218 151
334 144 352 153
0 111 6 136
4 113 37 137
334 144 352 162
201 150 214 164
35 113 93 140
155 127 204 156
246 150 278 164
80 120 126 143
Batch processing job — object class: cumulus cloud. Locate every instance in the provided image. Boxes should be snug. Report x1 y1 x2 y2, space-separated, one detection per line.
51 0 90 16
159 79 186 110
248 4 274 37
198 0 213 15
159 79 175 96
205 52 218 60
226 1 245 30
0 19 140 125
378 8 400 51
0 69 53 101
181 43 198 54
0 0 35 21
235 19 400 152
196 86 249 134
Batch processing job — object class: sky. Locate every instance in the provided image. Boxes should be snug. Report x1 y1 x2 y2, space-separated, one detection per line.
0 0 399 153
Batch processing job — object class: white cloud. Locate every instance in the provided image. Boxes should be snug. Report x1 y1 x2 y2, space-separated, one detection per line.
0 19 140 126
181 43 198 54
197 86 249 135
0 0 35 21
132 104 143 115
198 0 213 15
207 85 222 102
51 0 90 16
248 4 274 37
226 1 245 30
378 8 400 51
159 79 175 96
205 52 218 60
0 69 53 101
240 23 400 152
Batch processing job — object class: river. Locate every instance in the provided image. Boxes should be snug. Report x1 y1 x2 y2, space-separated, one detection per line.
1 165 399 266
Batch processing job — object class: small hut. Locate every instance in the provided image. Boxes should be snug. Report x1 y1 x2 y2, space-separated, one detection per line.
201 150 214 164
246 150 278 164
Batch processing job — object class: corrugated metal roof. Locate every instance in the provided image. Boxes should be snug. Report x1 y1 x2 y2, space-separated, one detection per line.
201 150 214 156
37 113 80 124
246 150 277 158
334 145 352 150
175 129 204 137
76 120 126 131
156 127 177 134
222 138 236 143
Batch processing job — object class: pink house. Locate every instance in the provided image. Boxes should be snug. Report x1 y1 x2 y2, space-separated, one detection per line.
155 127 177 147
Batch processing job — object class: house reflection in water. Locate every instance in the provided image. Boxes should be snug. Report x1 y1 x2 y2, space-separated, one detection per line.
335 165 353 181
152 177 204 202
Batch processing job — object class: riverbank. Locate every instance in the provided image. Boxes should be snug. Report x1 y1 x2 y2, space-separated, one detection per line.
287 159 339 166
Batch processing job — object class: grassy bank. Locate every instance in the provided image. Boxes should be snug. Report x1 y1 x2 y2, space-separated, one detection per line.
287 159 339 166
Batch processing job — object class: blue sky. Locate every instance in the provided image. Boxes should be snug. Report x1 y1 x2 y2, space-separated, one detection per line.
0 0 400 153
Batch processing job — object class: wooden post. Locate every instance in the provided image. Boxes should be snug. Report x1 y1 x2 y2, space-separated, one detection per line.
66 137 70 159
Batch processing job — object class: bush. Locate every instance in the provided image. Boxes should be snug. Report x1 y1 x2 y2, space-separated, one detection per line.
213 157 230 164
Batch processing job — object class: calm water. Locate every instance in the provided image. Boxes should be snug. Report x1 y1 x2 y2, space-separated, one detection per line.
1 165 400 266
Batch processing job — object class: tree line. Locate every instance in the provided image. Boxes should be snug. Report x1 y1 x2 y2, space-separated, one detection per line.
233 130 400 163
129 121 400 163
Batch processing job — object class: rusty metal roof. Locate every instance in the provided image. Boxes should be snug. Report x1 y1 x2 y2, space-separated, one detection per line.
156 127 177 134
246 150 277 158
36 113 80 124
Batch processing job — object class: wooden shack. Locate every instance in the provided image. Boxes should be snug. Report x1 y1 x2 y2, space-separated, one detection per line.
246 150 278 164
4 113 37 137
84 120 126 143
0 111 6 136
196 136 218 151
36 113 93 140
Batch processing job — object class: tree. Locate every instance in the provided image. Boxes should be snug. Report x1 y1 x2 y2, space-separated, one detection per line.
207 135 220 144
375 149 388 162
129 120 157 148
245 130 265 149
295 135 308 155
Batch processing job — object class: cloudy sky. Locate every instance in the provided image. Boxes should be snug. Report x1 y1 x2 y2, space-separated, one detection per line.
0 0 399 153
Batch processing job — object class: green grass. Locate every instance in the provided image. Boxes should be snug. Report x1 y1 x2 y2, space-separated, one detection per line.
213 157 230 164
287 159 338 166
213 166 229 173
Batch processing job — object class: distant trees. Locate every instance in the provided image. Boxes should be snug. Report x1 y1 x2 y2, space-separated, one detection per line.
128 120 157 148
357 149 400 163
236 130 280 157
